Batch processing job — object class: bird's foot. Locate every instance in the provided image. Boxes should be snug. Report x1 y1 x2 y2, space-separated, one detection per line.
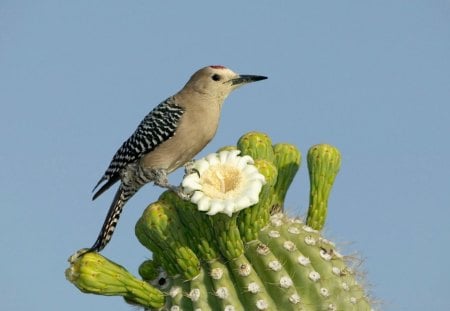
152 168 191 200
152 168 170 188
168 185 192 201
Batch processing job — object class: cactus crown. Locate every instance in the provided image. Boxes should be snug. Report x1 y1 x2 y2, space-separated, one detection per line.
66 131 374 311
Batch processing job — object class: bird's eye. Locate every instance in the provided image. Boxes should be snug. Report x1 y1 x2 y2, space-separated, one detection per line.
211 74 221 81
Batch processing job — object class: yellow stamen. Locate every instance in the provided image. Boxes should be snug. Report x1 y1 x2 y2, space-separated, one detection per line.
200 165 242 199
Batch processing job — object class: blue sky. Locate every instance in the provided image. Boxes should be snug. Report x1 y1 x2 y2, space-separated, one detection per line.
1 1 449 310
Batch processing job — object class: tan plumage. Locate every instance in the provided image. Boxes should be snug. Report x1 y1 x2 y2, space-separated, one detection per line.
88 65 267 252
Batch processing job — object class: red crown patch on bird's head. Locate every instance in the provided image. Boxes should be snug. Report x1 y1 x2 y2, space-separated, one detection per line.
209 65 227 69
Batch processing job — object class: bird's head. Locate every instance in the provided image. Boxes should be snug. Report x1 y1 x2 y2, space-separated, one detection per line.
183 65 267 102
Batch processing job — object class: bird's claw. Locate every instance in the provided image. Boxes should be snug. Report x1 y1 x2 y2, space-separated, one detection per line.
184 160 200 177
168 185 192 201
152 168 192 200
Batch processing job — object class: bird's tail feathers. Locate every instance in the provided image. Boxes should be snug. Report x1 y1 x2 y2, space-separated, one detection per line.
88 186 129 252
92 175 120 200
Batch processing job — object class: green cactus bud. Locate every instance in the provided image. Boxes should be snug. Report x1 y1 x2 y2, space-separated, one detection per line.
138 259 160 282
271 143 302 214
237 159 278 242
237 131 275 162
306 144 342 230
65 251 164 308
135 199 201 280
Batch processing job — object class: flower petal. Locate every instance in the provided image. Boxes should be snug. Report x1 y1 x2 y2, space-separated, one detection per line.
205 153 220 166
197 196 211 212
194 158 211 175
241 155 254 165
181 174 202 192
184 150 265 217
190 191 204 204
218 150 229 164
206 200 225 216
235 196 251 210
222 200 235 216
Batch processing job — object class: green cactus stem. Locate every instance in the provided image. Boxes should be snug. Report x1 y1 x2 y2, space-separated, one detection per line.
66 132 373 311
204 259 244 310
306 144 342 230
160 191 221 262
209 213 244 260
258 214 372 310
244 240 304 311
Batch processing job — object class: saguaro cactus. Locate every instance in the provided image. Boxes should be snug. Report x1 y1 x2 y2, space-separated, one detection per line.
66 131 374 310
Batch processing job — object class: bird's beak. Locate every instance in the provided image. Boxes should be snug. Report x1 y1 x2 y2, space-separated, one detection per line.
229 74 268 86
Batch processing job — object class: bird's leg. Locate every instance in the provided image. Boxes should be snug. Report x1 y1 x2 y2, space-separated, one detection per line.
152 168 191 200
151 168 170 188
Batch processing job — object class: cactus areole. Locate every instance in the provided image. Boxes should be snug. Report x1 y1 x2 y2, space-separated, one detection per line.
66 131 374 311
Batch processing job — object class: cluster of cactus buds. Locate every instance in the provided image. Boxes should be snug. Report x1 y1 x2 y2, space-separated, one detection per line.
66 132 374 310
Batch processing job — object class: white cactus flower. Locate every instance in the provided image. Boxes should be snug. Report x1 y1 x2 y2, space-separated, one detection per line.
182 150 266 216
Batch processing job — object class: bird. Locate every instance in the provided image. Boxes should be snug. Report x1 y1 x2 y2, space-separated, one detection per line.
88 65 267 252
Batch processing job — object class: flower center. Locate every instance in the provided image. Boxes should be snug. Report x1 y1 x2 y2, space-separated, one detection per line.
200 165 242 199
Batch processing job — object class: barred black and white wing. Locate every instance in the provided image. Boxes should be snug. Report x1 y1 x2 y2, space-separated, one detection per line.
92 97 184 200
